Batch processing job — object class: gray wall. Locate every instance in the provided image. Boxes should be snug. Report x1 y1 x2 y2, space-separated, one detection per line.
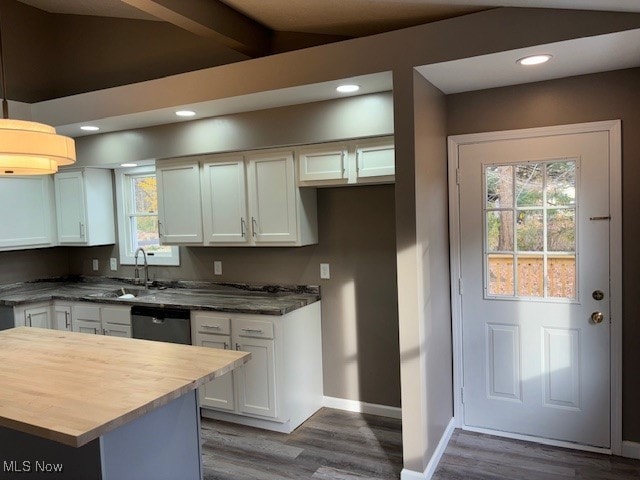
70 185 401 407
67 94 400 408
0 248 69 284
446 67 640 442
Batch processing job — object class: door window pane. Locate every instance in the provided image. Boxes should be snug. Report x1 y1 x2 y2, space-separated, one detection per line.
488 254 514 296
483 159 577 301
516 210 543 252
516 163 543 207
547 209 576 252
547 162 576 206
487 211 514 252
517 255 544 297
548 255 576 299
486 165 513 208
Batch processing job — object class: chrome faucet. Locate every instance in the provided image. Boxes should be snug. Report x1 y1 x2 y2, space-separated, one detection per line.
133 247 149 288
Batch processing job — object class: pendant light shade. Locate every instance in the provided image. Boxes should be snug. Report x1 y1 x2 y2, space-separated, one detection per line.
0 119 76 175
0 9 76 176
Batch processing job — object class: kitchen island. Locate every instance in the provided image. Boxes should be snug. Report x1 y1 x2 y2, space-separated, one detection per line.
0 327 249 480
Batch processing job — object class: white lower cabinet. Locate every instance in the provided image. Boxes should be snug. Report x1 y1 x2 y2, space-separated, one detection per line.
14 303 52 328
54 304 72 331
193 302 322 433
72 303 132 337
13 301 131 336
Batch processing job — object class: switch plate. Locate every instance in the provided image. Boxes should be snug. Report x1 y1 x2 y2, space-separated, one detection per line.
92 259 99 271
320 263 330 279
214 261 223 275
110 258 117 271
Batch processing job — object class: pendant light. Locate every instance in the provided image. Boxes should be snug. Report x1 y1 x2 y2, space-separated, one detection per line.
0 10 75 175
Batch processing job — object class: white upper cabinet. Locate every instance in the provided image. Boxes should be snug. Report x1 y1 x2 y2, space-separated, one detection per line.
296 136 395 187
54 168 115 246
197 151 317 247
201 157 248 244
297 145 348 183
355 138 395 180
0 176 56 250
247 151 298 244
156 160 203 244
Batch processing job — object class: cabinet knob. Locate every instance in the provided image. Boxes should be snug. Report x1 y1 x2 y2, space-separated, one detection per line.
223 342 229 350
235 343 241 351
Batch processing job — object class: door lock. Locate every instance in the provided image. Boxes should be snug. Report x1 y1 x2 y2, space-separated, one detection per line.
592 290 605 301
590 312 604 324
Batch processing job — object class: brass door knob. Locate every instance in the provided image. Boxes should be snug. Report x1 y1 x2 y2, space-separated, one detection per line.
591 312 604 324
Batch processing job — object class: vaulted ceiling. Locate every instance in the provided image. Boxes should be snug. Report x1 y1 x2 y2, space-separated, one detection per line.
3 0 640 102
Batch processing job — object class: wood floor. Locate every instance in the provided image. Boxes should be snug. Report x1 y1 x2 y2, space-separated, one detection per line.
200 408 403 479
434 429 640 480
201 408 640 480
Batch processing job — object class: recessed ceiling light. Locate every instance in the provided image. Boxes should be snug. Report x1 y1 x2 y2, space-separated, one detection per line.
176 110 196 117
120 163 138 167
336 84 360 93
80 125 99 131
517 54 552 66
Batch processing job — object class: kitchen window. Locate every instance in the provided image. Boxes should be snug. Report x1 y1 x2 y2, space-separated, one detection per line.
115 167 180 266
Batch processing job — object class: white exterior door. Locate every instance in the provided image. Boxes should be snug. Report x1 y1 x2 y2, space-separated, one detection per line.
455 127 615 448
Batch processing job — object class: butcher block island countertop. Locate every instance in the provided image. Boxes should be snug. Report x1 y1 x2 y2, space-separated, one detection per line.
0 327 250 448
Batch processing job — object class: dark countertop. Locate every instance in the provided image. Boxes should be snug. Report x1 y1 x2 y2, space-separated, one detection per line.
0 277 320 315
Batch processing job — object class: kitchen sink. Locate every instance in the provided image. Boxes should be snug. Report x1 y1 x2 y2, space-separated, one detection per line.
91 287 153 299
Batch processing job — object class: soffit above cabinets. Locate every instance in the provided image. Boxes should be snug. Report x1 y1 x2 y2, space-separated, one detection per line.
416 29 640 94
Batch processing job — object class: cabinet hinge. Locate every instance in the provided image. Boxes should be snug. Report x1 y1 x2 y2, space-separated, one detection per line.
456 168 461 185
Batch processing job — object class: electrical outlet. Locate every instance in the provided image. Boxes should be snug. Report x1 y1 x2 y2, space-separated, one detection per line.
214 261 223 275
110 258 118 271
92 259 99 271
320 263 330 280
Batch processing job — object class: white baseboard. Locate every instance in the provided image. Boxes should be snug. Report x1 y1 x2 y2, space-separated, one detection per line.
400 417 456 480
622 441 640 459
322 396 402 419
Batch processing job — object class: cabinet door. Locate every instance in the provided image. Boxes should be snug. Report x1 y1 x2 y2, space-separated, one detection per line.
156 161 203 244
73 319 101 335
298 147 347 182
54 305 72 331
103 323 132 338
356 142 395 179
24 306 51 329
195 333 235 411
247 152 297 243
54 171 88 243
0 176 55 249
202 158 249 244
234 336 277 418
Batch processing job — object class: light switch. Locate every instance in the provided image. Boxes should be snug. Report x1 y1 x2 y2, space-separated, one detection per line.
214 261 223 275
320 263 330 279
92 259 99 271
110 258 118 271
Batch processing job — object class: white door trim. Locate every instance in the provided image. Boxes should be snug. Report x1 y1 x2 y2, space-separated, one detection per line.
447 120 622 455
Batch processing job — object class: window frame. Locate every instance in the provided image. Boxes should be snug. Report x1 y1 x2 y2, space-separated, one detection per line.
114 166 180 266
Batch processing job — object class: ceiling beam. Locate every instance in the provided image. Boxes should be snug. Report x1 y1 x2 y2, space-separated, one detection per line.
121 0 272 57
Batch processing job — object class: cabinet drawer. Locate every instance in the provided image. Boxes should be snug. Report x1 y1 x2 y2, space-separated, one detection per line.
73 304 100 321
194 314 231 335
101 306 131 325
234 318 274 339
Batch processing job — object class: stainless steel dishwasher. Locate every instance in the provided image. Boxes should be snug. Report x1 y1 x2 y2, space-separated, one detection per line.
131 305 191 345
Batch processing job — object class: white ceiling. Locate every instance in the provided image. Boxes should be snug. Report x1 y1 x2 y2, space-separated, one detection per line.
416 29 640 94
